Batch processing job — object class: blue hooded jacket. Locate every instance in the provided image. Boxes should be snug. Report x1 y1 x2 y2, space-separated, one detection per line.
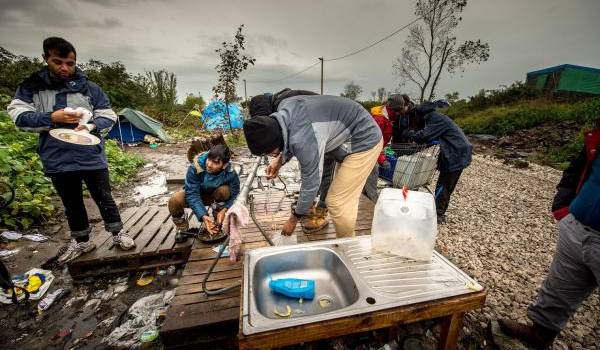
7 66 117 174
184 152 240 220
406 103 472 172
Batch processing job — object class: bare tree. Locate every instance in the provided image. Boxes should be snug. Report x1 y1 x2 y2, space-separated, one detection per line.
340 81 363 100
213 25 256 130
393 0 489 103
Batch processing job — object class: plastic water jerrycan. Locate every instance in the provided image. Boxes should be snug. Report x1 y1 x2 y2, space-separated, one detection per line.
371 187 438 261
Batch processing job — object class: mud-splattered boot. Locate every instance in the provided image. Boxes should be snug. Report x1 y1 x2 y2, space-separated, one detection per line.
301 205 329 233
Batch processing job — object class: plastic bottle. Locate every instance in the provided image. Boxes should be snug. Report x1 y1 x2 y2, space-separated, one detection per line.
269 278 315 299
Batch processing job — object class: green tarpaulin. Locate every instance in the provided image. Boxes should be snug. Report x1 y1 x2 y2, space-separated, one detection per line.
526 64 600 95
116 108 170 142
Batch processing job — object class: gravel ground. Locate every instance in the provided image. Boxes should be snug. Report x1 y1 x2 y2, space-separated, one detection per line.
436 154 600 350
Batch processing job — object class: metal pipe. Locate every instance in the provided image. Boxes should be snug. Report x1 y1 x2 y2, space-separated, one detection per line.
202 156 262 296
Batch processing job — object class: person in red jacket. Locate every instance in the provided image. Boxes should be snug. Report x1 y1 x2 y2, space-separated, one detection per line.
362 103 395 202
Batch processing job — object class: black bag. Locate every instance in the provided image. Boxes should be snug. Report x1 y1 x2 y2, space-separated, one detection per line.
0 260 29 304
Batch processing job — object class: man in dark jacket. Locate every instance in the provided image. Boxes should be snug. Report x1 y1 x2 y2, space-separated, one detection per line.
7 37 134 263
498 118 600 349
168 144 240 239
399 100 472 221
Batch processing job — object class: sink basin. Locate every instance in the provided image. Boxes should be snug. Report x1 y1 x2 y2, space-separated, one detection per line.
242 237 484 335
252 248 359 319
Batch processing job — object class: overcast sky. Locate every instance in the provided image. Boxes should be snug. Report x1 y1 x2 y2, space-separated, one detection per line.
1 0 599 102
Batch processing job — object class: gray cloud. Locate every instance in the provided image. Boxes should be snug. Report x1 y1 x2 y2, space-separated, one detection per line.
0 0 599 101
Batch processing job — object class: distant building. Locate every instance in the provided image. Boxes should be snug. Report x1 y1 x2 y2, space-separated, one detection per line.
526 64 600 96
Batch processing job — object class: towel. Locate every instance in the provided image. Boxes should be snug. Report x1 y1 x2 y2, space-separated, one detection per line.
222 202 250 262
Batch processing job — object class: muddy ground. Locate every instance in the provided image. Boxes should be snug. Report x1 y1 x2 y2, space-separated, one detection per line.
1 138 598 350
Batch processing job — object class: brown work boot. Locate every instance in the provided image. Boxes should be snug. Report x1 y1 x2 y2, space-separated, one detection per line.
301 205 329 233
498 319 558 350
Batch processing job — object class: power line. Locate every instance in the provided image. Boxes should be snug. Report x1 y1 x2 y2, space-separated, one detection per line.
255 60 320 83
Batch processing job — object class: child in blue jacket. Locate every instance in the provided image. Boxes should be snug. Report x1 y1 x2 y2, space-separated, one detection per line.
168 144 240 237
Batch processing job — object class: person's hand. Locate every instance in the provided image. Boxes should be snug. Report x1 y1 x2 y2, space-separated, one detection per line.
203 215 217 235
266 154 282 180
216 208 227 225
51 109 82 124
281 215 298 236
74 123 95 132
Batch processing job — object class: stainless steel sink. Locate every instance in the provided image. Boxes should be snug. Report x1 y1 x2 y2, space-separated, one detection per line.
242 236 483 335
252 248 359 319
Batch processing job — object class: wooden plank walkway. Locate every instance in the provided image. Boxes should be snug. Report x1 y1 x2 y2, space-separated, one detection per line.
67 206 194 279
160 192 375 349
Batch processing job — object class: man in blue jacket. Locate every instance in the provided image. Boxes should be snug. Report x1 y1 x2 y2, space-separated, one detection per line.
168 144 240 238
398 98 472 222
7 37 134 263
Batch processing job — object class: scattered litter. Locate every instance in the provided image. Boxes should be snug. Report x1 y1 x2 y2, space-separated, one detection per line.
273 305 292 318
212 244 230 257
143 163 155 168
166 265 177 276
51 328 72 341
100 287 114 301
132 173 168 201
0 268 54 303
114 284 128 295
136 272 155 286
299 298 303 304
83 298 101 311
38 288 71 313
1 231 22 240
140 329 159 343
103 291 173 347
97 316 117 329
157 269 167 277
269 278 315 299
23 233 49 242
112 276 128 284
318 296 333 308
0 249 19 259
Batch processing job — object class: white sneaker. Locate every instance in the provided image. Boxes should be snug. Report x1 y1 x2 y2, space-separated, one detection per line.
113 232 135 250
58 240 96 264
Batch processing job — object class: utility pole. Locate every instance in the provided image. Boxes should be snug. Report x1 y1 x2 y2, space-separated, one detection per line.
319 57 324 95
243 79 248 102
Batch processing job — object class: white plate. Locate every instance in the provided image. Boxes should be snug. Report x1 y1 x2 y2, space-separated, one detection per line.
49 128 101 145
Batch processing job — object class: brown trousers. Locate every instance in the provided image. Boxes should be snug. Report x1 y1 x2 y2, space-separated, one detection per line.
168 185 230 219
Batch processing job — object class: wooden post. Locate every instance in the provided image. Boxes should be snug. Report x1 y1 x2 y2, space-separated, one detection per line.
319 57 324 95
438 312 464 350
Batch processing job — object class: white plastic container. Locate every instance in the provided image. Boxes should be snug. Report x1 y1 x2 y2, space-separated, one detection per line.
371 188 438 261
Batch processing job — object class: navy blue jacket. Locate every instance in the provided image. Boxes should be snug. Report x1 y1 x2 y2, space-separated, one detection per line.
406 103 472 172
185 152 240 220
7 67 117 174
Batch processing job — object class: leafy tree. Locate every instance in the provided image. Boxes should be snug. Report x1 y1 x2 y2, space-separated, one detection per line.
213 24 256 130
393 0 490 102
81 60 152 110
0 47 43 96
340 81 363 100
184 93 205 111
445 91 460 104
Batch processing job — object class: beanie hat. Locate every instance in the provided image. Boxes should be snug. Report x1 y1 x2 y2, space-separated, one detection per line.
243 116 283 155
249 94 273 118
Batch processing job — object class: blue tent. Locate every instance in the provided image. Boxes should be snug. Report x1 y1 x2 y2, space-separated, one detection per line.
107 108 170 143
201 100 243 130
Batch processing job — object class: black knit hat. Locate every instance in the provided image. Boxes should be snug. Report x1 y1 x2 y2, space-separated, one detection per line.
248 94 273 118
243 116 283 155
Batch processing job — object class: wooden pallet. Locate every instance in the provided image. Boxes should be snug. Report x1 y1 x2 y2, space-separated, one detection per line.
67 206 194 279
160 192 375 349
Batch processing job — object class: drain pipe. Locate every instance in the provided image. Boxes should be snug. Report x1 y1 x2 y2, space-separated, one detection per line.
203 157 262 295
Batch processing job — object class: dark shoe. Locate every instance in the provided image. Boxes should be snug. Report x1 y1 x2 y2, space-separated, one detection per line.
498 319 558 350
437 215 446 225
